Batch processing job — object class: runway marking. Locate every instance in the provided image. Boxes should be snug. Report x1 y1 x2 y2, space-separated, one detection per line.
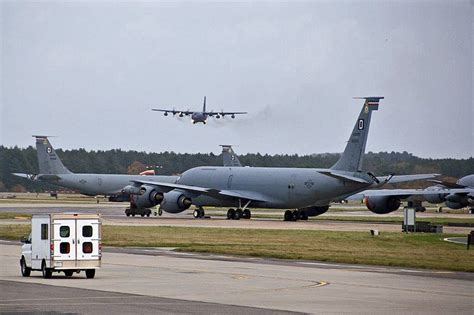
0 296 155 302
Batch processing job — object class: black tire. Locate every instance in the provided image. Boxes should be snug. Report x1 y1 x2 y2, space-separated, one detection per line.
85 269 95 279
235 209 243 220
300 210 308 221
243 209 251 219
64 270 73 277
193 209 200 218
227 208 235 220
20 258 31 277
158 208 163 216
42 261 52 279
126 213 130 217
199 209 205 217
132 213 135 217
140 213 145 217
292 210 300 221
284 210 293 221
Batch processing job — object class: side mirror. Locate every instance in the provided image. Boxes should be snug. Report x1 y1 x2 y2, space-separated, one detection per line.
20 236 31 244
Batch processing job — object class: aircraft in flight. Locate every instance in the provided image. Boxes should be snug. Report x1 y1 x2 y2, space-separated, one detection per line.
349 175 474 213
123 96 439 221
152 96 247 124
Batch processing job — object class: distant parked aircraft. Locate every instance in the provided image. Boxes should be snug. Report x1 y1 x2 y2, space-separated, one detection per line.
152 96 247 124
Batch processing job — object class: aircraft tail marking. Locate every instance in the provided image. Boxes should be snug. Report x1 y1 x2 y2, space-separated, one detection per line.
330 97 384 172
34 136 72 175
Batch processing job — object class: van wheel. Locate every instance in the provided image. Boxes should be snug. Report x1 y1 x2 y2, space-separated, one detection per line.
20 258 31 277
64 270 73 277
85 269 96 279
42 261 52 279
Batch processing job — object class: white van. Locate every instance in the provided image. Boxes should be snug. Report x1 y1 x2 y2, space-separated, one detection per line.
20 213 101 279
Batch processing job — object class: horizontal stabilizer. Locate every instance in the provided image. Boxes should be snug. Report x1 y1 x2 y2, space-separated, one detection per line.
318 171 370 184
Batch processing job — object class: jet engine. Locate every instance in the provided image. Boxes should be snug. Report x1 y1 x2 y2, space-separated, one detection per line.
422 186 446 204
121 185 141 195
160 190 192 213
445 194 469 209
132 185 164 209
365 196 401 214
299 206 329 217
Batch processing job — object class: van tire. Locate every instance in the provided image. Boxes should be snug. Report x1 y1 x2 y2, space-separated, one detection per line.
42 261 52 279
20 258 31 277
64 270 73 277
85 269 96 279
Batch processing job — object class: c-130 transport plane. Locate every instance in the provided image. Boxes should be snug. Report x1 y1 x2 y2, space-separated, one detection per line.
152 96 247 124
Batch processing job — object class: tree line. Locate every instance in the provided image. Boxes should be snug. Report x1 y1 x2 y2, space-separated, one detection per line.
0 145 472 192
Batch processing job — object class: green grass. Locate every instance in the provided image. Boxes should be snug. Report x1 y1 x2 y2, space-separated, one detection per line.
1 224 472 272
0 212 32 220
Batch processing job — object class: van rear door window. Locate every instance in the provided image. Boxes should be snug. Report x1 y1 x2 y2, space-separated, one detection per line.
82 226 93 237
60 242 70 254
60 226 70 238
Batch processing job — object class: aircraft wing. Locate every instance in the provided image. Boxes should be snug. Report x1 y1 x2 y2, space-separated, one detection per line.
131 179 272 203
152 109 195 115
427 179 465 189
347 188 473 200
377 173 439 184
218 111 247 115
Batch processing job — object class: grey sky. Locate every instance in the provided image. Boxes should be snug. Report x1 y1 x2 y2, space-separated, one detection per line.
1 0 472 158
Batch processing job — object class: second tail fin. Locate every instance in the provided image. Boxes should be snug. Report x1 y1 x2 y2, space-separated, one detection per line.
34 136 72 175
331 97 383 172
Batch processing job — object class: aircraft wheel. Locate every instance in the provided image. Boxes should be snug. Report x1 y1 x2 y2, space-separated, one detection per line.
20 258 31 277
64 270 73 277
132 213 135 217
235 209 243 220
227 208 235 220
158 208 163 216
199 209 205 217
299 210 308 221
193 209 200 219
284 210 293 221
292 210 300 221
243 209 251 219
125 209 130 217
146 210 151 217
140 213 145 217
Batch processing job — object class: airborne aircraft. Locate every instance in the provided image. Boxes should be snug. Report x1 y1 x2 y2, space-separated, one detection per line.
152 96 247 124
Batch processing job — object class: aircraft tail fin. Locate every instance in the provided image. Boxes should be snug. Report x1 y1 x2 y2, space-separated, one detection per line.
34 136 72 175
331 97 384 172
221 145 242 167
203 96 207 112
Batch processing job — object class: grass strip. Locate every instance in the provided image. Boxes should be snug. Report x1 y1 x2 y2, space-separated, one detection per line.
1 224 472 272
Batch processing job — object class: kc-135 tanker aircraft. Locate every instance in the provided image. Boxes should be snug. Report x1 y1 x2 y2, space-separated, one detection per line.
15 97 443 220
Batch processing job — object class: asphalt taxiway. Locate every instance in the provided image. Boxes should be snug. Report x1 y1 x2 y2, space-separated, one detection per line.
1 243 472 314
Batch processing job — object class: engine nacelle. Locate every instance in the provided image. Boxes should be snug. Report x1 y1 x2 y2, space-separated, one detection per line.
423 186 446 204
109 194 131 202
365 196 401 214
132 185 163 209
160 190 192 213
445 194 469 209
299 206 329 217
121 185 141 195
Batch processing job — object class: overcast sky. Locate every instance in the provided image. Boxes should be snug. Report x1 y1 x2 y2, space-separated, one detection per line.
1 0 472 158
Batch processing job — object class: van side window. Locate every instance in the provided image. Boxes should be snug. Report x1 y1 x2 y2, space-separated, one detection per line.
41 224 48 240
82 226 93 237
60 226 70 238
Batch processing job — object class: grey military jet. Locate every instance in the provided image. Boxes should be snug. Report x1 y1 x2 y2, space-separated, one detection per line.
128 97 439 221
14 136 179 217
152 96 247 124
349 175 474 213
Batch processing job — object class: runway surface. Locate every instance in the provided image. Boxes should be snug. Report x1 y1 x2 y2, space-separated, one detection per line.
1 204 472 234
1 243 473 314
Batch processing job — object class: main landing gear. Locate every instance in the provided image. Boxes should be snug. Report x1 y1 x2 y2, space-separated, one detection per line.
193 207 206 219
125 208 152 217
284 209 308 221
227 208 251 220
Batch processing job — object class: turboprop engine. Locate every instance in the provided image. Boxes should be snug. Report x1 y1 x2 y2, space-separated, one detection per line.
364 196 401 214
160 189 192 213
132 185 164 209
